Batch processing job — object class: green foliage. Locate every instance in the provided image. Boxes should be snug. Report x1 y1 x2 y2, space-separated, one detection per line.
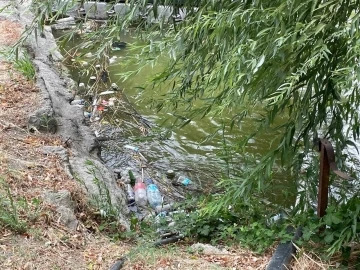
0 180 27 232
319 198 359 257
83 160 127 240
0 179 41 233
152 196 292 253
0 48 35 80
17 0 360 257
289 196 360 263
13 52 36 80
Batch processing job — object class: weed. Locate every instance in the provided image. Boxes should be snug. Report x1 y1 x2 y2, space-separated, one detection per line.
0 178 27 233
13 52 36 80
80 160 128 240
0 48 36 80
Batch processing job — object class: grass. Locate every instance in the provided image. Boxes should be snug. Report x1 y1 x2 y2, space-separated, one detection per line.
291 243 360 270
292 246 331 270
0 179 27 233
13 53 36 80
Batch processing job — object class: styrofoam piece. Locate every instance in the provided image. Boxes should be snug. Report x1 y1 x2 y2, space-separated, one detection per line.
99 90 115 96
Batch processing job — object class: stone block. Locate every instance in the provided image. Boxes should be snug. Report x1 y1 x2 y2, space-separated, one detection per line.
84 1 111 19
28 107 57 134
114 3 139 18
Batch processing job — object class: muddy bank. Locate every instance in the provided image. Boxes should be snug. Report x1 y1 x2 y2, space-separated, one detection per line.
12 0 130 229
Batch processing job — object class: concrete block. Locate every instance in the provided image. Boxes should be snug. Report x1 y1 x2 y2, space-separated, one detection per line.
114 3 139 18
52 0 80 18
147 5 173 23
84 1 111 19
114 3 130 17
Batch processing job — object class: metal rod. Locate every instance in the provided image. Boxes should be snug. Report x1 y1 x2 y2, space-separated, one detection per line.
318 142 330 217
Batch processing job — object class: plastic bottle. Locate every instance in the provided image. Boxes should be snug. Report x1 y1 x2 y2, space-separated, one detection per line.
70 99 85 105
145 178 162 209
134 180 147 207
124 145 139 152
126 184 135 206
172 175 192 186
128 170 136 186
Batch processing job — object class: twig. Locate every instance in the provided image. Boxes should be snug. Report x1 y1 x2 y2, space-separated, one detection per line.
0 119 26 132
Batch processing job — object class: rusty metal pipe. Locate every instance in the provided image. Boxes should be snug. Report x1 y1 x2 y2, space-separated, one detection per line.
317 139 351 217
318 141 330 217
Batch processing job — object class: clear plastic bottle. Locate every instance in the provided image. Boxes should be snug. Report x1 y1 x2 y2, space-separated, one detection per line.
134 180 147 207
145 178 162 209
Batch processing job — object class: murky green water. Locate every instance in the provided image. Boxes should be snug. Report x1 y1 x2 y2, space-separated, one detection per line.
54 30 296 206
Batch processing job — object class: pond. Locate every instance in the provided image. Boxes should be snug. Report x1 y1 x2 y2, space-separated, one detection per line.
54 29 296 207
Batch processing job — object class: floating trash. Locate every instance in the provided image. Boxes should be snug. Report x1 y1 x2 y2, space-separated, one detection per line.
172 176 192 186
124 145 139 152
128 170 136 186
112 41 127 49
126 184 136 206
78 82 85 90
109 56 118 64
134 181 147 207
97 105 106 111
111 83 119 91
70 99 85 105
99 90 115 96
101 100 109 106
80 61 89 67
78 7 86 15
106 9 115 16
145 178 162 209
84 52 93 58
108 97 116 106
101 70 109 82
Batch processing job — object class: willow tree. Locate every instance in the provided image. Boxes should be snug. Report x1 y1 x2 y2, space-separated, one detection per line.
24 0 360 241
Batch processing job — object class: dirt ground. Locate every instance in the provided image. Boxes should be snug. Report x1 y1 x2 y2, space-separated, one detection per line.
0 17 274 270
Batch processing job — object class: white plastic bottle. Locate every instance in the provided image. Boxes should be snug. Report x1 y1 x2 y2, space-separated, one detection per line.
134 180 147 207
